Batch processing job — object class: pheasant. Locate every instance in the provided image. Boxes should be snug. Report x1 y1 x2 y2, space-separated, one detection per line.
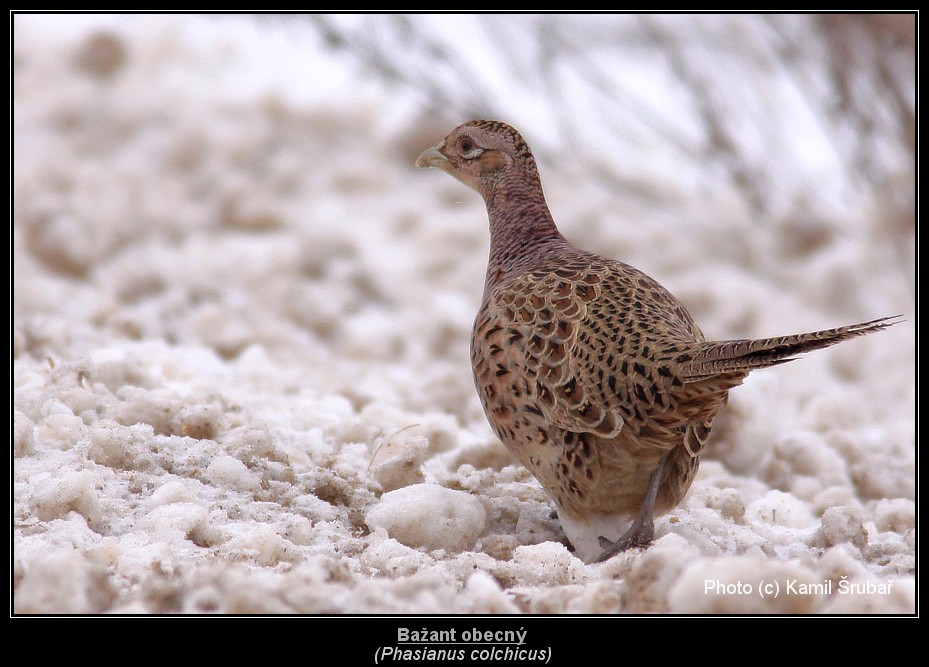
415 119 898 563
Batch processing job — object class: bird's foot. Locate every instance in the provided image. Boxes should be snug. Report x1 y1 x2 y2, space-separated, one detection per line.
593 520 654 563
593 451 667 563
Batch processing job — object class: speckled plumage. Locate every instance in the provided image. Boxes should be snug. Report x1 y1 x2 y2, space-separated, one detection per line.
416 120 898 562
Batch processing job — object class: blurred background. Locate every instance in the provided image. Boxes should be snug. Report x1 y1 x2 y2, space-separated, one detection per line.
308 13 914 228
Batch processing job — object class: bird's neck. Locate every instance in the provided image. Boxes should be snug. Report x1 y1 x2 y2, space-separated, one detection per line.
483 180 569 294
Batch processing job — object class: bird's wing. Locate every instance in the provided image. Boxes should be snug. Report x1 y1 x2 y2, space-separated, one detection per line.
477 255 724 447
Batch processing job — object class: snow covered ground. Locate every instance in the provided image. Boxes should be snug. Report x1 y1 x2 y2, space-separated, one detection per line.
13 15 915 614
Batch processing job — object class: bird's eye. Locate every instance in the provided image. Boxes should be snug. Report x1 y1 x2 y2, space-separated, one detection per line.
458 136 483 159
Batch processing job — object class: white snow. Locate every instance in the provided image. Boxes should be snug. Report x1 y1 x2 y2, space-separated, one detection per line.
365 484 486 553
13 14 914 614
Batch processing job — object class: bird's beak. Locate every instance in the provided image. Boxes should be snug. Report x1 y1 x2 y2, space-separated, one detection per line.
415 144 450 170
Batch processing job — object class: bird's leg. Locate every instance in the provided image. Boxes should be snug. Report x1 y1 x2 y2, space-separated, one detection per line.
594 451 670 562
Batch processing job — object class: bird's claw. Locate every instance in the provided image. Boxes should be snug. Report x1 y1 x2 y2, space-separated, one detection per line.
594 527 654 563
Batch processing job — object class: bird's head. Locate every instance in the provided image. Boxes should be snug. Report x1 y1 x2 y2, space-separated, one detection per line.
415 120 540 195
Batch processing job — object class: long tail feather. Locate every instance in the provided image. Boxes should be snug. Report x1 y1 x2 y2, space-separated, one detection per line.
678 315 902 382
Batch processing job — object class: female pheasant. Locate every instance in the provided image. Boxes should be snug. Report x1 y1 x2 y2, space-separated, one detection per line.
416 120 898 563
